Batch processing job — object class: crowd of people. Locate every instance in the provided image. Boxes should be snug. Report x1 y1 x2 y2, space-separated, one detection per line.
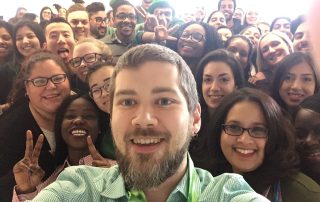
0 0 320 201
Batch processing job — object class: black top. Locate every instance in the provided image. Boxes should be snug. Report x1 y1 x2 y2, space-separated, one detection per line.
69 74 90 95
0 63 16 104
231 18 244 35
0 101 55 202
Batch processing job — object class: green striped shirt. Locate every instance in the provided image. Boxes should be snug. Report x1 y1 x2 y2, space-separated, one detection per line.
28 155 269 201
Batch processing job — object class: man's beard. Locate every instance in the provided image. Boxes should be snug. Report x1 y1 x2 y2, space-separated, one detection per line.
116 128 192 190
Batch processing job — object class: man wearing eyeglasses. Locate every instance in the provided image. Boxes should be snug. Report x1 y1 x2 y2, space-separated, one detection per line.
86 2 109 39
101 1 138 63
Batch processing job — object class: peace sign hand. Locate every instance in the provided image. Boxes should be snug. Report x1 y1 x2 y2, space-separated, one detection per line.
87 136 117 168
13 130 45 194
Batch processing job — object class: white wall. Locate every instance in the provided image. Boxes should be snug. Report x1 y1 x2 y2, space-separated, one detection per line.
0 0 312 22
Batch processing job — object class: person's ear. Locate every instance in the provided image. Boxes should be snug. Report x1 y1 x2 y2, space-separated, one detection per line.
191 103 201 137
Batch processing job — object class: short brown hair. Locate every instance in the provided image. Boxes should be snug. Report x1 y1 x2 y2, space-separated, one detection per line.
109 44 198 114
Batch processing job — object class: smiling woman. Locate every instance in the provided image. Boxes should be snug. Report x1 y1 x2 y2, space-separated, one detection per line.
197 87 320 201
13 21 45 64
0 50 71 201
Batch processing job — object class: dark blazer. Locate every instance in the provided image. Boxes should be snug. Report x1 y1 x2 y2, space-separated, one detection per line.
0 101 55 202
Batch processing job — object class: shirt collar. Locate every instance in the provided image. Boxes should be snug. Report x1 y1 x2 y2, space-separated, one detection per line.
96 153 196 200
110 30 135 45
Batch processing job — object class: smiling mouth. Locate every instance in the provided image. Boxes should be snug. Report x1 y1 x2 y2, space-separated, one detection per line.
70 129 88 137
131 138 162 145
43 93 60 99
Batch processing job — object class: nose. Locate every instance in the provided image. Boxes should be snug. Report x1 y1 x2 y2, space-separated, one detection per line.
132 105 158 129
57 34 66 44
22 37 29 44
234 51 240 59
268 46 276 53
73 116 85 125
45 79 57 89
101 88 109 98
210 80 221 91
236 130 253 143
291 78 302 89
77 21 84 27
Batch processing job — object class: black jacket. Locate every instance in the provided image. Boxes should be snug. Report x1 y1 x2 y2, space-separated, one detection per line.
0 101 55 201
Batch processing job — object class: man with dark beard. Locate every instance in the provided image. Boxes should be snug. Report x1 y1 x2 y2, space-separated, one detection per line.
101 1 137 63
86 2 108 39
28 44 268 201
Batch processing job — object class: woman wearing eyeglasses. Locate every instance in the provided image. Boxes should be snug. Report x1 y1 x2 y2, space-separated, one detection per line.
169 21 223 76
197 88 320 201
0 50 71 201
69 38 112 95
86 61 116 159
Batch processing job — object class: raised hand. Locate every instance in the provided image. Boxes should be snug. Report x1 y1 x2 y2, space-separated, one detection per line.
144 14 159 32
87 136 116 168
13 130 45 194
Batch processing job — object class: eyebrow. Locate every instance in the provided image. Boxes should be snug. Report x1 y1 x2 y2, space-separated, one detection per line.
91 78 111 89
203 73 230 77
115 87 178 97
288 72 314 76
226 120 266 126
115 89 137 97
151 87 178 95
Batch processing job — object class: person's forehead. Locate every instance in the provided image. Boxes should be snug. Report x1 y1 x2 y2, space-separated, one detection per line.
74 42 101 54
154 7 173 13
91 11 106 18
220 0 234 6
184 24 205 33
116 4 135 14
235 8 244 14
68 11 89 20
275 18 290 25
212 11 225 17
114 62 179 89
46 23 73 34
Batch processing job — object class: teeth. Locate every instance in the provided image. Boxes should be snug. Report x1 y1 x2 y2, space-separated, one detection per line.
71 129 87 136
235 148 254 154
309 152 320 157
132 138 161 145
44 94 59 99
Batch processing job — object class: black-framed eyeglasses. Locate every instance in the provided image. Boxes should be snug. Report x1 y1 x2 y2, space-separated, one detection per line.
25 74 67 87
180 32 206 43
69 53 102 68
89 78 111 99
115 13 137 21
222 124 268 138
94 17 108 24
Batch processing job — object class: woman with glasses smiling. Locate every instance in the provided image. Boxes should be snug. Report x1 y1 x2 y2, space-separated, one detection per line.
196 88 320 201
0 50 71 201
69 38 112 95
169 21 223 76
